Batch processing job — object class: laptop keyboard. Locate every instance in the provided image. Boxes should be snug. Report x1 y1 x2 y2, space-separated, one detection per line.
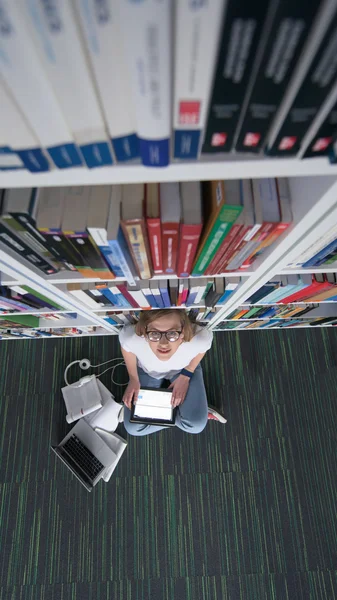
63 434 105 480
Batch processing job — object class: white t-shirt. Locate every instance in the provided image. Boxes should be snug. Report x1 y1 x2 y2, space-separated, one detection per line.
119 325 213 379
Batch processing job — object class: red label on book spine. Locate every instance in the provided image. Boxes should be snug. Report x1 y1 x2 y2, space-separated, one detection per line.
176 223 202 277
147 218 163 273
162 223 180 274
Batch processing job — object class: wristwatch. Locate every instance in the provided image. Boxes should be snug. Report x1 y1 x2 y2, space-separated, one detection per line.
181 368 194 379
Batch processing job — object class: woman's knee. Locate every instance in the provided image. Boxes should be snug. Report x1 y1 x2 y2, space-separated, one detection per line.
178 412 208 434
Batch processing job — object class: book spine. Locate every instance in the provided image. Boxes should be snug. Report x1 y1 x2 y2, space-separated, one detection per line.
202 0 269 153
63 232 97 277
235 1 320 153
74 0 139 162
0 2 83 169
119 0 171 166
152 289 164 309
116 285 140 309
0 145 24 171
159 285 171 308
240 221 290 269
205 223 242 275
217 224 255 272
173 0 223 159
121 221 152 280
0 223 57 275
302 238 337 268
192 205 242 275
267 8 337 156
176 224 203 277
146 217 163 273
162 223 180 274
25 0 114 168
186 290 199 307
11 213 65 263
302 96 337 158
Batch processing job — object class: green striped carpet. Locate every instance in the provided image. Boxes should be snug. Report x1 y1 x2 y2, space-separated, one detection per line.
0 329 336 600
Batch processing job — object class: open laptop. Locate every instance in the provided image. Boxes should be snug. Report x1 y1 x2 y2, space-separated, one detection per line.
51 419 117 492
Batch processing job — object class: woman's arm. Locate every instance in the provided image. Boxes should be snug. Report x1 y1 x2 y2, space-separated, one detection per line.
169 352 206 407
121 347 140 409
185 352 206 373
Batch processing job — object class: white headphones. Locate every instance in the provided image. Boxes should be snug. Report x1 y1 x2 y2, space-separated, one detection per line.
64 357 127 387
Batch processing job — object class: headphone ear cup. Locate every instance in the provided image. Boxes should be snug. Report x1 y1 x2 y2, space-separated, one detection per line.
79 359 91 370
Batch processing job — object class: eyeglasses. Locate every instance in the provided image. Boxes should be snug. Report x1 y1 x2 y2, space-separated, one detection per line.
146 329 182 342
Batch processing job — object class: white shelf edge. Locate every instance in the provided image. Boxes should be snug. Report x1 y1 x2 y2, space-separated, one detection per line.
1 157 337 188
281 267 337 274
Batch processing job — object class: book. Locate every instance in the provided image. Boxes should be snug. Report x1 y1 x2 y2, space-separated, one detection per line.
168 279 178 307
218 276 241 304
126 283 151 309
159 280 171 308
240 177 292 269
300 80 337 158
204 278 225 307
266 2 337 156
85 186 115 280
89 186 137 285
62 187 103 278
0 144 24 172
185 280 201 307
302 237 337 268
287 222 337 268
145 183 163 274
0 188 64 273
0 2 83 169
235 0 320 153
67 284 101 309
192 180 243 275
0 81 50 172
36 188 83 271
160 183 181 275
173 0 224 159
150 280 164 308
74 0 139 163
121 184 152 280
176 182 203 277
24 0 114 168
0 220 58 275
139 281 157 308
119 0 171 167
62 375 103 424
218 179 259 272
202 0 269 153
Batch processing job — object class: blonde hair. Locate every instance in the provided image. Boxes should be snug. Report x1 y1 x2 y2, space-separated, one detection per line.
135 309 196 342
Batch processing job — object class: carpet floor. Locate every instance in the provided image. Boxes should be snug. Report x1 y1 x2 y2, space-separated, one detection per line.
0 329 336 600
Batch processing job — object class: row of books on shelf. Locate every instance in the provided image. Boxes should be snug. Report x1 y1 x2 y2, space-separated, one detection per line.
103 308 216 328
227 304 322 321
0 326 104 340
66 277 241 311
216 317 337 331
0 177 292 280
0 283 67 313
288 222 337 269
2 2 337 172
245 273 337 305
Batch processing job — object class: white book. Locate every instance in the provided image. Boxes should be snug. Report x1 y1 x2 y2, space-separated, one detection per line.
149 280 163 308
23 0 113 168
287 222 337 268
0 1 82 170
74 0 139 163
62 375 102 424
94 428 127 482
193 279 207 305
68 289 99 309
267 0 337 151
119 0 172 167
0 84 28 170
127 285 151 309
173 0 224 160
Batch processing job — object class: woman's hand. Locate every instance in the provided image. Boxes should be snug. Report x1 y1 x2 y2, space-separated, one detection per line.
123 377 140 409
168 374 190 408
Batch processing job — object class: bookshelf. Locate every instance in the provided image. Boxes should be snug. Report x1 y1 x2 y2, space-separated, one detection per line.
1 172 337 339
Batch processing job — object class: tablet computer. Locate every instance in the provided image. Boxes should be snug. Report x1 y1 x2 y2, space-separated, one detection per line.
130 387 177 426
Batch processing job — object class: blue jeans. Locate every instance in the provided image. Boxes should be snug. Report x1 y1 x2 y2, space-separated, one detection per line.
124 364 208 436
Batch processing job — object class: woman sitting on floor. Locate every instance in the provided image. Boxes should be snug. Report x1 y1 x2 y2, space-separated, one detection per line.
120 308 226 436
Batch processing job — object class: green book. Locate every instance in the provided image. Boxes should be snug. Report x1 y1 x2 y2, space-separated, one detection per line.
22 286 64 310
192 204 242 275
0 314 39 328
243 306 263 319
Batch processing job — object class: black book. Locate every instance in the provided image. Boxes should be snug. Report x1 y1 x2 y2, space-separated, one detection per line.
267 4 337 156
0 222 57 275
205 278 225 307
235 0 320 153
202 0 270 154
302 96 337 158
